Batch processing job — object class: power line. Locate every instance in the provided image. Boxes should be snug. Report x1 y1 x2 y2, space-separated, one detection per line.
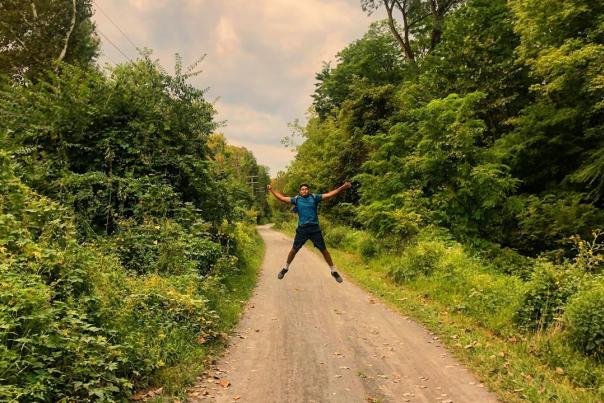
97 28 132 62
100 49 118 66
93 1 140 53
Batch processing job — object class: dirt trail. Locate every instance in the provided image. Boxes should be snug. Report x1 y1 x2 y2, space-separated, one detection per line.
188 225 498 403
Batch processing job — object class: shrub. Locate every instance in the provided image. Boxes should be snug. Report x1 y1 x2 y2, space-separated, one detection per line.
324 226 348 248
387 239 447 283
507 193 604 254
356 201 421 241
471 239 533 279
111 219 221 276
359 235 378 260
564 283 604 361
514 260 583 331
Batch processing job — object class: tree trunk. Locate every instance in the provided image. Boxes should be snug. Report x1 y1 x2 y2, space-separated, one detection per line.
57 0 76 62
384 0 416 65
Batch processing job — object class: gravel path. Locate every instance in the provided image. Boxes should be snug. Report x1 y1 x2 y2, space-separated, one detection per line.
187 225 498 403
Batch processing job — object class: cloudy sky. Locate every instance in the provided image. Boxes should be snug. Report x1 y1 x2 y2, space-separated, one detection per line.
93 0 384 176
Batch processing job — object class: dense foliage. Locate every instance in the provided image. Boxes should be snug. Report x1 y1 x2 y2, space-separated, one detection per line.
277 0 604 392
0 2 266 400
284 0 604 254
208 134 271 223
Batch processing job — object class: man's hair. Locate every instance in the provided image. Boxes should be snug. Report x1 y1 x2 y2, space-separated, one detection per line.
299 183 310 189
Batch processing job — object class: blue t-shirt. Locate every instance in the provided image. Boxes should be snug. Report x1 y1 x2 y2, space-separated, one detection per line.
290 193 323 227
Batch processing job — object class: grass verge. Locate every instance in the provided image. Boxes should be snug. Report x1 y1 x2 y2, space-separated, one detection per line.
152 225 265 400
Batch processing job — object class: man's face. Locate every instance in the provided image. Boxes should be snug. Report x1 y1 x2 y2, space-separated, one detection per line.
299 186 309 196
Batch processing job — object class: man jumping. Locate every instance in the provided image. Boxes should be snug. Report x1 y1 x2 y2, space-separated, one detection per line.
267 182 352 283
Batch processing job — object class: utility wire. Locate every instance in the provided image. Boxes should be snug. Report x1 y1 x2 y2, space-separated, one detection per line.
93 1 140 53
101 49 118 66
97 28 132 62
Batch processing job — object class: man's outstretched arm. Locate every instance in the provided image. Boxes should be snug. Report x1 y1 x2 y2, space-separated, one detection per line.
267 185 291 204
321 182 352 201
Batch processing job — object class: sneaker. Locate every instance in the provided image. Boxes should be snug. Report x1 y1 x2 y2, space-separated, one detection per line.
331 271 343 283
277 268 288 279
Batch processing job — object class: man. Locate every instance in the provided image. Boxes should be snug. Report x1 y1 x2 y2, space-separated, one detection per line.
267 182 352 283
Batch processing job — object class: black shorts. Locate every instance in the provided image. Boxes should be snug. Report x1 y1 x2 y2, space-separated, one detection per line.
293 224 326 251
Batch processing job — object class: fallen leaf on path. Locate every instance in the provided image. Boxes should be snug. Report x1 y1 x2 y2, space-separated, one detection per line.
219 379 231 388
232 396 241 401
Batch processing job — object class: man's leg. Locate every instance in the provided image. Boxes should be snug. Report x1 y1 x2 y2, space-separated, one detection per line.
319 247 342 283
287 247 300 264
279 227 306 280
320 249 334 266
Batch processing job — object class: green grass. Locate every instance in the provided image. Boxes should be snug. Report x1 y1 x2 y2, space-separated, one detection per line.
275 218 604 402
152 225 265 400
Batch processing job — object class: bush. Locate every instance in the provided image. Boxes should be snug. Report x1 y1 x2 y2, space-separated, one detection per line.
507 193 604 255
471 239 533 279
564 283 604 361
387 239 447 283
356 200 421 241
111 218 221 276
324 226 348 248
359 235 378 260
514 261 583 331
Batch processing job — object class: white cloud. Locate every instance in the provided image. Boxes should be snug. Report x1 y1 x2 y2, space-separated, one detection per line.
228 140 295 176
214 16 240 56
215 101 289 144
93 0 384 176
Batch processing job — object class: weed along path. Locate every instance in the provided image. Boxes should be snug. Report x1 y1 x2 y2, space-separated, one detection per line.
188 225 497 403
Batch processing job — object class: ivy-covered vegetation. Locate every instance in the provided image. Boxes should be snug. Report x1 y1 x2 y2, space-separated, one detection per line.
0 1 267 400
276 0 604 400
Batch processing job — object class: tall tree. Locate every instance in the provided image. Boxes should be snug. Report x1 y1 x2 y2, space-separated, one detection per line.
0 0 99 81
500 0 604 201
360 0 463 66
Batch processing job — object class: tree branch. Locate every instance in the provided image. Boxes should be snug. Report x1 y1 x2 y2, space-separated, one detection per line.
57 0 76 62
30 2 38 19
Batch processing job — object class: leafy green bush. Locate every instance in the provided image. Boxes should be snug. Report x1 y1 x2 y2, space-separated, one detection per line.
109 218 221 276
471 239 533 279
324 226 348 248
507 194 604 255
514 261 583 331
387 239 447 283
359 234 378 260
355 199 422 241
0 134 257 400
0 156 130 400
564 283 604 360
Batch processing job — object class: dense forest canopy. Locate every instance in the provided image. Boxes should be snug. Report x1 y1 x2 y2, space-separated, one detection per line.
282 0 604 256
0 1 268 400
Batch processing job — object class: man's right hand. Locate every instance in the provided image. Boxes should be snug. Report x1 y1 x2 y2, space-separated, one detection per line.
267 184 273 191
